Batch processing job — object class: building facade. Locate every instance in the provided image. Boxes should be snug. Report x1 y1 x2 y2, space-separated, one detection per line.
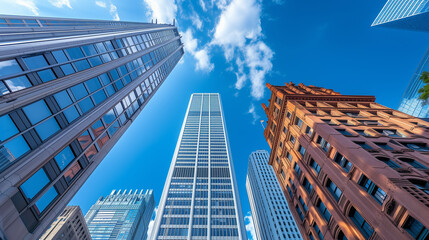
40 206 91 240
372 0 429 31
246 150 302 240
0 15 183 239
85 189 155 240
150 93 247 240
262 82 429 240
398 48 429 118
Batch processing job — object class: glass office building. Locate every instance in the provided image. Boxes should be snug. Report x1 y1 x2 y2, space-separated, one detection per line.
150 93 247 240
372 0 429 31
85 189 155 240
246 150 302 240
398 48 429 118
0 15 183 239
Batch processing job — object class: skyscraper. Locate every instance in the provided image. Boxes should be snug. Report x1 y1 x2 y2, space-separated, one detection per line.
150 93 247 239
372 0 429 31
0 15 183 239
85 189 154 240
263 82 429 240
246 150 302 240
398 48 429 118
40 206 91 240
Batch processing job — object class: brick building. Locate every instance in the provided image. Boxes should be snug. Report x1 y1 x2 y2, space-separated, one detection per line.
262 82 429 240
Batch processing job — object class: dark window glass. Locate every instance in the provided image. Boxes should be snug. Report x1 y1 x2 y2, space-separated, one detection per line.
52 50 68 63
0 114 18 141
405 143 429 152
78 130 92 149
309 158 321 176
293 162 301 176
37 69 56 82
74 59 90 71
4 75 32 92
337 128 352 136
349 207 374 239
99 73 111 85
0 81 10 95
92 90 107 104
105 85 116 96
85 77 101 93
298 145 306 156
376 129 403 137
375 142 393 150
95 42 107 53
355 141 372 150
317 136 330 152
54 146 75 170
287 185 293 199
295 205 304 221
91 120 105 138
358 175 387 204
338 231 348 240
317 200 331 222
327 179 342 201
34 186 58 215
0 59 22 77
88 56 103 66
78 97 94 113
85 145 97 160
115 79 124 90
63 106 80 123
97 133 109 148
107 120 120 136
35 118 60 141
20 168 49 199
333 153 353 172
409 179 429 195
2 135 30 161
60 64 75 75
376 157 400 169
286 152 292 162
23 99 51 124
295 118 303 128
71 83 88 100
306 126 313 136
403 215 429 240
23 55 48 70
399 158 427 169
54 90 73 109
82 44 98 56
303 177 313 193
298 196 308 213
64 161 82 184
66 47 84 60
314 223 324 240
109 69 120 80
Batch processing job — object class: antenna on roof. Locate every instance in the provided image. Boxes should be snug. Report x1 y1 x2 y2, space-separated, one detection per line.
260 120 266 130
173 19 175 26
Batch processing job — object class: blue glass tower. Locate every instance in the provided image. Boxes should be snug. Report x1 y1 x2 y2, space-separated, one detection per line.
372 0 429 32
398 48 429 118
85 189 155 240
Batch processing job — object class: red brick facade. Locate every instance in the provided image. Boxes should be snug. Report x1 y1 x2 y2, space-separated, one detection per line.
263 82 429 240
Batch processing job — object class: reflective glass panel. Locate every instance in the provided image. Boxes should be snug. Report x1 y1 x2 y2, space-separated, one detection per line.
82 44 97 56
103 109 116 125
23 99 51 124
0 114 18 141
35 186 58 215
85 78 101 93
64 161 82 183
37 69 56 82
71 83 88 100
3 135 30 160
91 120 104 138
0 81 10 95
74 59 90 71
78 130 92 149
60 64 75 75
20 168 49 199
78 97 94 113
63 106 80 123
53 90 72 109
0 59 22 77
66 47 84 60
35 118 60 140
4 75 32 92
23 55 48 70
52 50 68 63
54 146 75 170
88 56 102 66
92 90 106 104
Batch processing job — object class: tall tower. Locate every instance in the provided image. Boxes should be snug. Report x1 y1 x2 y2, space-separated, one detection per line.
246 150 302 240
85 189 155 240
372 0 429 32
0 15 183 239
150 93 247 240
263 82 429 240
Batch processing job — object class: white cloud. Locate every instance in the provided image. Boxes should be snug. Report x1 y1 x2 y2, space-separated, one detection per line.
190 13 202 30
110 3 120 21
199 0 207 11
16 0 39 15
143 0 177 24
247 104 260 124
146 206 158 238
50 0 72 9
245 211 257 239
95 0 106 8
181 28 214 72
211 0 273 99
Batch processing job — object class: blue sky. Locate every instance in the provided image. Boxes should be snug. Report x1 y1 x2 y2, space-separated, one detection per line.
2 0 429 239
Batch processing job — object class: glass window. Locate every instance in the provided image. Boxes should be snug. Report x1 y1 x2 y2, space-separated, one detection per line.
60 64 75 75
23 99 51 124
103 109 116 125
3 135 30 161
108 121 120 136
78 97 94 113
99 73 111 85
399 158 427 169
317 200 331 222
358 175 387 204
327 179 342 201
23 55 48 70
35 117 60 141
317 136 330 152
53 90 73 109
349 207 374 239
295 118 303 128
52 50 68 63
0 59 22 77
82 44 98 56
0 114 18 141
64 161 82 184
409 179 429 195
92 90 106 104
66 47 84 60
115 79 124 90
0 81 10 95
333 153 353 172
91 120 105 138
95 42 107 53
63 106 80 123
403 216 429 240
97 133 109 148
303 177 313 193
20 168 49 199
337 128 352 136
37 69 56 82
105 85 116 96
376 157 400 169
78 130 92 149
74 59 90 71
109 69 120 80
88 56 103 66
309 158 321 176
355 141 372 150
375 142 393 150
298 145 306 156
71 83 88 100
34 186 58 215
4 75 32 92
85 77 101 93
54 146 75 170
85 145 97 160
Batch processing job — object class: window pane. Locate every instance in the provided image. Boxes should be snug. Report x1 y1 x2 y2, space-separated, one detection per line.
23 99 51 124
108 121 120 136
64 161 82 183
85 78 101 93
88 56 103 66
103 109 116 125
63 106 80 123
54 146 75 170
92 90 106 104
82 44 97 56
35 118 60 141
35 186 58 215
91 120 105 138
71 83 88 100
74 59 90 71
78 130 92 149
53 90 73 109
52 50 68 63
95 42 107 53
37 69 56 82
0 114 19 141
0 59 22 77
0 81 10 95
20 168 49 199
3 135 30 161
99 73 111 86
78 97 94 113
23 55 48 70
85 145 97 160
66 47 84 60
60 64 75 75
4 75 32 92
97 133 109 148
